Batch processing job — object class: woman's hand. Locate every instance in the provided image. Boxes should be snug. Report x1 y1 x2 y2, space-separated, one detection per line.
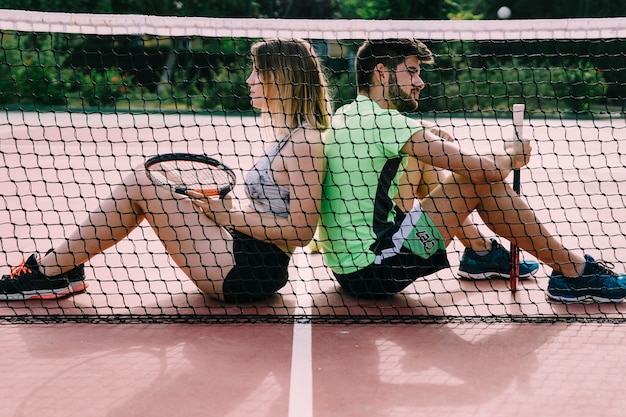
188 192 234 225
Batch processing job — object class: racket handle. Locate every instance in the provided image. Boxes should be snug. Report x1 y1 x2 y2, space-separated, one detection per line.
175 187 222 198
512 104 525 140
510 104 525 291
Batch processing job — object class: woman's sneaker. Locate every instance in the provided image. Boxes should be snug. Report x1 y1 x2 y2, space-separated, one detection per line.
547 255 626 303
0 253 87 301
458 239 539 280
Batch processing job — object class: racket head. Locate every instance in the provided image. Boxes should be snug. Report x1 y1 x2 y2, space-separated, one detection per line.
145 153 236 198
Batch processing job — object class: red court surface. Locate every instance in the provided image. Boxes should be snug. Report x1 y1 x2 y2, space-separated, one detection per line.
1 112 626 416
2 321 626 417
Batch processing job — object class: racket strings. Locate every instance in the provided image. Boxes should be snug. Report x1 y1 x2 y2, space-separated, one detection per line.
151 160 232 190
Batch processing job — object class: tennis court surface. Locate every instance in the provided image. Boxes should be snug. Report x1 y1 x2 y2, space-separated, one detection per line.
3 314 626 416
2 12 626 416
2 112 626 416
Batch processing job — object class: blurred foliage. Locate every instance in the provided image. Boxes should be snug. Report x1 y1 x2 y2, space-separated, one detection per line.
0 0 623 114
0 0 623 19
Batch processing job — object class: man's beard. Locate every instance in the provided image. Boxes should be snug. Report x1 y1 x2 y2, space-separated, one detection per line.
388 74 418 113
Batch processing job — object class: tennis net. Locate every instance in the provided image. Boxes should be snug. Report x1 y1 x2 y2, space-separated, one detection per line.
0 10 625 323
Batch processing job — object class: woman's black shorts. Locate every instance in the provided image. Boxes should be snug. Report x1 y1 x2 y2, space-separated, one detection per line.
222 229 290 303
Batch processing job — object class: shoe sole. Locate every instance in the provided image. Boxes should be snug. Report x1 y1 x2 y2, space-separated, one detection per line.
546 292 626 303
69 280 89 294
457 270 536 280
0 281 88 301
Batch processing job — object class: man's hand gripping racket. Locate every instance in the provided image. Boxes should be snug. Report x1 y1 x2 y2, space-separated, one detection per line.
145 153 236 199
506 104 527 291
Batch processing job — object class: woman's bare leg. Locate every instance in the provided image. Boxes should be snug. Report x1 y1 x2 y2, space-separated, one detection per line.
38 168 234 298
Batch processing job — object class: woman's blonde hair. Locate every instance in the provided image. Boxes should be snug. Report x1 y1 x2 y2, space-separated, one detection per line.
250 38 332 134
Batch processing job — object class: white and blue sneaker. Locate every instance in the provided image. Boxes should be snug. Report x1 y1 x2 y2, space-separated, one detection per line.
547 255 626 303
458 239 539 280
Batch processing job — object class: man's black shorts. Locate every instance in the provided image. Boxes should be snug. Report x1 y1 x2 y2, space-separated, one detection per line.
334 246 449 299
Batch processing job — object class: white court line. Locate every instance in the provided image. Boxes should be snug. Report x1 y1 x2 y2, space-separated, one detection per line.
288 252 313 417
288 320 313 417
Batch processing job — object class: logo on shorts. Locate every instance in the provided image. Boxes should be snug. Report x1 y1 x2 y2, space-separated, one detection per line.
415 230 436 252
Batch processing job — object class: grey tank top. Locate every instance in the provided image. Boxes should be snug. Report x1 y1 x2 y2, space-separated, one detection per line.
245 129 300 218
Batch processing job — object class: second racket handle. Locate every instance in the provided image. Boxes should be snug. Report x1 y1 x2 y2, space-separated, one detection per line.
513 103 525 143
504 104 526 165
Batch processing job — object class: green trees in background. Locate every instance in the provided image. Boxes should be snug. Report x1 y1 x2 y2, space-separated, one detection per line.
0 0 623 114
0 0 623 19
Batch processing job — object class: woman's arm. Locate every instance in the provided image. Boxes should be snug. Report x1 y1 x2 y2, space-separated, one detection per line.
193 128 326 249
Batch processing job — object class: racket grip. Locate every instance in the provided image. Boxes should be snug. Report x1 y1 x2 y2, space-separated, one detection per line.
175 187 222 198
506 104 526 158
512 104 525 139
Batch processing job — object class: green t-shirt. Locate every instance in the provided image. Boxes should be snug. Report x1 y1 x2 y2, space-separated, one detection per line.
319 96 425 274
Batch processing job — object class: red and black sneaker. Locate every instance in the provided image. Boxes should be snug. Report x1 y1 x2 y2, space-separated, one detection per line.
0 253 87 301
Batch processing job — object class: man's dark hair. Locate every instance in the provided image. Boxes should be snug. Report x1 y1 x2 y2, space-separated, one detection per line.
355 39 434 93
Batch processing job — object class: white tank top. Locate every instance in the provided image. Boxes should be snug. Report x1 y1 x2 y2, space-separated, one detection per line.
244 128 301 218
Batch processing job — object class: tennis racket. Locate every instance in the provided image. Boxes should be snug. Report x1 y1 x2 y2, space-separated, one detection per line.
145 153 236 198
509 104 525 291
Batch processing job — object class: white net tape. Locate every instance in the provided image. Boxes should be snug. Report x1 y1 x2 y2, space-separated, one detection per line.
1 9 626 40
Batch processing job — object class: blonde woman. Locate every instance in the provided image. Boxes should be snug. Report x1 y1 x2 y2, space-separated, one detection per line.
1 38 331 303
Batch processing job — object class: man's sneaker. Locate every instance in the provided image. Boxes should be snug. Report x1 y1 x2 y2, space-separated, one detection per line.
0 253 87 301
458 239 539 280
547 255 626 303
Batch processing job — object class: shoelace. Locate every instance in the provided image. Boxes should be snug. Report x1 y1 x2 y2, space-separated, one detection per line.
8 258 32 279
588 258 618 278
